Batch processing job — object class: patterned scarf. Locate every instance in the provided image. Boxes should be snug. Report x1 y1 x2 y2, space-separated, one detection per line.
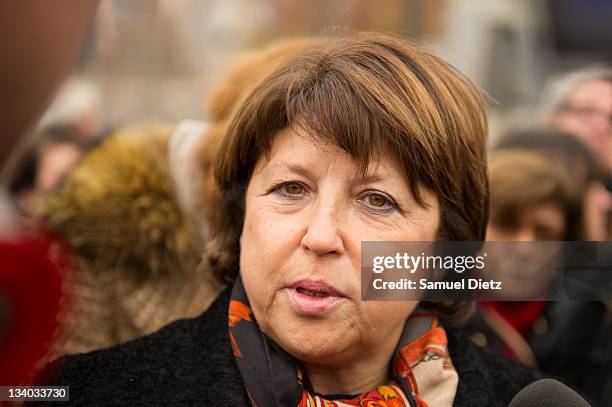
229 276 458 407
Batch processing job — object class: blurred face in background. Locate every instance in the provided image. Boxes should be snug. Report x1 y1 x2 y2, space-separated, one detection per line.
485 151 576 298
486 203 566 299
550 80 612 169
36 142 82 192
16 141 83 213
487 203 567 242
33 142 83 202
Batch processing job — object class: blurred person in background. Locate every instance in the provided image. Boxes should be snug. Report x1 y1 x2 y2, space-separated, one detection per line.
1 75 103 225
466 150 581 363
1 76 104 217
541 67 612 176
497 128 612 241
486 150 581 243
486 129 612 405
3 126 89 217
32 124 219 358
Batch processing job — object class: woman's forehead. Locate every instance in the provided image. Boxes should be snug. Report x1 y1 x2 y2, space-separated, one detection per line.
255 125 405 180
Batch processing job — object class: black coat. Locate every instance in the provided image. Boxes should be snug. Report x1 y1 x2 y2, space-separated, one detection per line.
33 289 541 406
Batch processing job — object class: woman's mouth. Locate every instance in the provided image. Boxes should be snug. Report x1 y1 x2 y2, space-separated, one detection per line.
295 287 328 297
286 280 346 316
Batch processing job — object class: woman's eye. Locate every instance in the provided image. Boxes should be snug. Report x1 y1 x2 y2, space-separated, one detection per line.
284 183 303 195
362 192 398 212
368 194 388 207
271 182 307 199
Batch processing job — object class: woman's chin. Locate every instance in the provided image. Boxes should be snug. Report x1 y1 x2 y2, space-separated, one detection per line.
263 308 357 364
274 330 352 365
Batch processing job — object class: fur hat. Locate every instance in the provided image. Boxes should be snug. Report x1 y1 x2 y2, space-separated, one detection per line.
36 123 219 355
37 123 200 280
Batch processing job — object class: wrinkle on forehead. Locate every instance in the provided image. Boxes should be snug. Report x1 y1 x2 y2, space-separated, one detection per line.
255 124 405 183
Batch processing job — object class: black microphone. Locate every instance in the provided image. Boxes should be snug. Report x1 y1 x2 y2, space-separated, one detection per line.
509 379 591 407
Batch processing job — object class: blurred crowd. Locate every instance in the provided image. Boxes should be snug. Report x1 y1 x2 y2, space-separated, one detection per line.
0 0 611 405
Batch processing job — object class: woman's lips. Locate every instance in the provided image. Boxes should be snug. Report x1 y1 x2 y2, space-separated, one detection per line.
286 279 346 316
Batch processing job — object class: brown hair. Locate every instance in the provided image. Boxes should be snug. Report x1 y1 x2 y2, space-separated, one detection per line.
195 38 324 224
488 150 583 240
204 32 489 325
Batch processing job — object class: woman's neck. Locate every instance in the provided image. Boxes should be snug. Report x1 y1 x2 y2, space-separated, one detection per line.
302 328 402 396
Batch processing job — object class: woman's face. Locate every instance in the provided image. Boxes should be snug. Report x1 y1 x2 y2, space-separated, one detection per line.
240 126 439 366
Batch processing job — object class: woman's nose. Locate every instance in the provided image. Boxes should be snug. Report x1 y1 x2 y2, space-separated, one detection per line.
300 201 345 257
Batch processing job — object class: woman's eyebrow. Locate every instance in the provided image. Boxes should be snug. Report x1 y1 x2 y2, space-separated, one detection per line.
352 174 413 197
264 162 403 190
265 161 318 180
352 175 384 186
